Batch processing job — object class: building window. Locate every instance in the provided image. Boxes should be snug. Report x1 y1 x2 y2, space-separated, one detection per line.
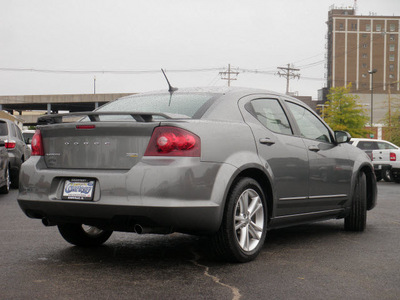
390 44 395 52
390 34 396 41
390 64 395 71
389 74 395 79
362 33 367 38
366 24 371 31
339 23 344 30
362 63 367 68
376 24 382 32
362 53 368 58
389 54 395 61
362 74 367 78
390 24 396 32
362 83 367 88
351 23 357 30
363 43 368 48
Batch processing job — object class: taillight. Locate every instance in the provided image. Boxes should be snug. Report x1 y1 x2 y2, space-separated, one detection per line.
76 125 95 130
31 130 44 156
390 152 396 161
144 127 201 157
5 141 16 149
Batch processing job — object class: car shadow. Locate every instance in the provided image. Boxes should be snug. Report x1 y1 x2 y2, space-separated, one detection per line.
49 220 349 267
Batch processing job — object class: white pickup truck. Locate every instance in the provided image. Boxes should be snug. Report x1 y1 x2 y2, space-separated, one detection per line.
372 149 400 183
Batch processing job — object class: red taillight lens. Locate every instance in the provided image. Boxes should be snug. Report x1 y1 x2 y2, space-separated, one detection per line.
76 125 95 130
31 130 44 156
5 141 16 149
144 127 200 157
390 152 396 161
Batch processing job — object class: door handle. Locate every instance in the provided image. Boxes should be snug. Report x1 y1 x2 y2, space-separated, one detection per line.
308 145 320 152
259 138 275 145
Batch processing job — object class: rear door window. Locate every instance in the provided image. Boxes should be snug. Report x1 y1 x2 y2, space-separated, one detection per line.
14 125 23 141
9 123 16 137
357 141 378 151
250 99 293 135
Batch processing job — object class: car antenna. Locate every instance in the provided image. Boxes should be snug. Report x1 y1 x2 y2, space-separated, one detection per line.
161 69 178 93
161 69 178 106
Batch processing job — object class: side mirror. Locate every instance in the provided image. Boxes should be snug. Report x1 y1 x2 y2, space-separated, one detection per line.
335 131 351 144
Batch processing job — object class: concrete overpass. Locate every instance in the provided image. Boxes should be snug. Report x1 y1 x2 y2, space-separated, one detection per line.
0 93 134 125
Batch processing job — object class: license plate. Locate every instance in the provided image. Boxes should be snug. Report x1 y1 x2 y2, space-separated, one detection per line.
62 179 95 201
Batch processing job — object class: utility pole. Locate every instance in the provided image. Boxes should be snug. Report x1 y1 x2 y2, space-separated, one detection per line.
94 75 96 94
277 63 300 95
388 80 399 129
219 64 239 86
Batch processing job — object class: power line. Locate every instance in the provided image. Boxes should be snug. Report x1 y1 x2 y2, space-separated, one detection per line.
0 67 223 74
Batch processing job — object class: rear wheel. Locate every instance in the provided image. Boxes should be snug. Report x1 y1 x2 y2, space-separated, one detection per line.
58 224 113 246
383 169 392 182
344 172 367 231
213 178 267 263
0 166 10 194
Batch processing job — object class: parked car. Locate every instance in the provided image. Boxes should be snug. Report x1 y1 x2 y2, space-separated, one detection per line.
22 129 36 150
350 138 399 181
17 87 377 262
0 118 31 188
372 148 400 183
0 140 10 194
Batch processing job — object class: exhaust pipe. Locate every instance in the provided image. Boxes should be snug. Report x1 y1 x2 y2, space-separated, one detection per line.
134 224 172 234
42 218 56 227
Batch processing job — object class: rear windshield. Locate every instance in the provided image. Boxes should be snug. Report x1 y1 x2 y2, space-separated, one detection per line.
0 122 8 135
97 93 217 118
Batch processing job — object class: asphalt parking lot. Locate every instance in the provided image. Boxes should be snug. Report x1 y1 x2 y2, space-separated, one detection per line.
1 182 399 300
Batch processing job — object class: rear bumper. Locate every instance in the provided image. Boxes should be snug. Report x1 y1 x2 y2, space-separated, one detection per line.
18 156 237 234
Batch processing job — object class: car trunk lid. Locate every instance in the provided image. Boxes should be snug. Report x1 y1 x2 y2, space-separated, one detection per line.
37 112 181 170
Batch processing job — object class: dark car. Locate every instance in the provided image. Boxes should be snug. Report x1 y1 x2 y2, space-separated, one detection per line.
0 118 31 188
18 87 377 262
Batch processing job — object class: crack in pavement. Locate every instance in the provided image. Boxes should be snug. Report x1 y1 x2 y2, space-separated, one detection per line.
190 251 241 300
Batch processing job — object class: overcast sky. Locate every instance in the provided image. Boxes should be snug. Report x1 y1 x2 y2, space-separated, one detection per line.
1 0 400 99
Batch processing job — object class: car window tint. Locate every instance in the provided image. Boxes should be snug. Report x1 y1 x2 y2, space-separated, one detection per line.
377 142 397 149
286 101 332 143
0 122 8 135
357 141 378 150
250 99 292 135
98 93 218 118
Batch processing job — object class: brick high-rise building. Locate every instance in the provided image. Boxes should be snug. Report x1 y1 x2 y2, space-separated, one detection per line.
326 5 400 124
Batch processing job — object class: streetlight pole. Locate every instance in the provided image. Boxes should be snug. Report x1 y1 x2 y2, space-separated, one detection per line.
368 69 377 127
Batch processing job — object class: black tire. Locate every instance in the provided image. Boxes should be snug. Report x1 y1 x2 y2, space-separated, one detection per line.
383 169 392 182
213 177 268 263
0 166 10 194
344 172 367 231
58 224 113 246
10 168 19 189
391 171 400 183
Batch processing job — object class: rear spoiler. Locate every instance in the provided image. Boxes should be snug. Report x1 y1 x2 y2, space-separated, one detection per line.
37 111 190 125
